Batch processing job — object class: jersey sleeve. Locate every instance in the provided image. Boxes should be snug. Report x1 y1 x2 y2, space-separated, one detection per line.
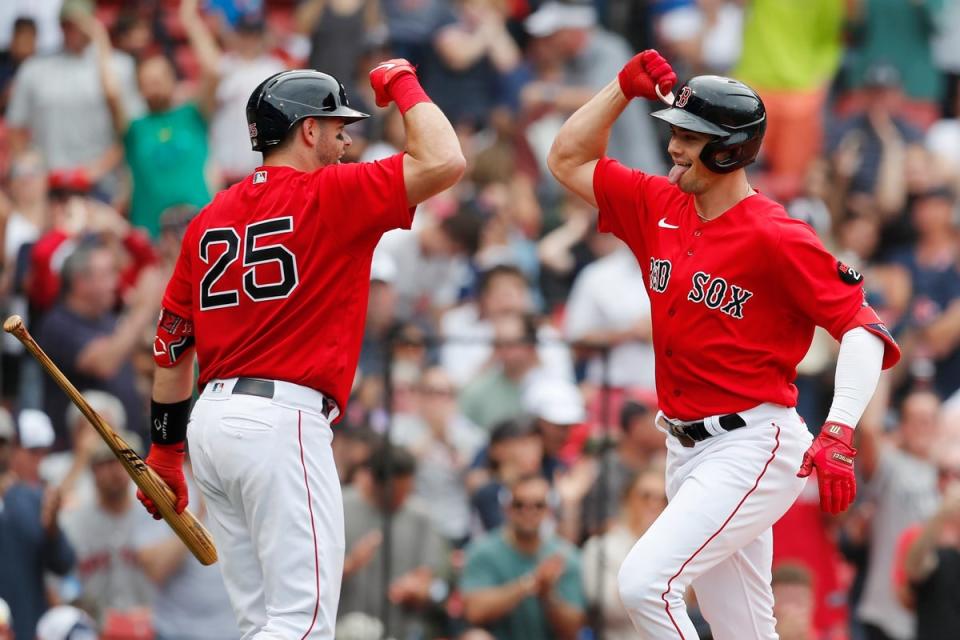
326 153 414 241
161 222 196 320
593 157 674 249
775 220 900 369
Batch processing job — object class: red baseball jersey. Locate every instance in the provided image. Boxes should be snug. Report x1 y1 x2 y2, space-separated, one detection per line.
593 158 900 421
161 153 412 417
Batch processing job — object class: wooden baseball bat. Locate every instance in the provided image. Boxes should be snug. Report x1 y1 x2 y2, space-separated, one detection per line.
4 315 218 566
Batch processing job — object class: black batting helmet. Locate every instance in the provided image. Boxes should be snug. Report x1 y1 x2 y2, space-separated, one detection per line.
246 70 370 152
651 75 766 174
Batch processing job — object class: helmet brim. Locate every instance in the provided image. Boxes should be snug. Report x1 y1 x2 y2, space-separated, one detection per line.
333 107 371 124
650 107 730 138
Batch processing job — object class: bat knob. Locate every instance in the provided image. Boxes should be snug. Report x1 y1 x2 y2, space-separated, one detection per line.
655 84 675 106
4 315 24 335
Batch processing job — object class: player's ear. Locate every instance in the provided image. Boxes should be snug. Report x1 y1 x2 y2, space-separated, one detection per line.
299 117 318 148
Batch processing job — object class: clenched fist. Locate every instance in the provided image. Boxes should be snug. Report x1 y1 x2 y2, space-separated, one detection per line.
618 49 677 102
797 422 857 515
138 443 188 519
369 58 418 108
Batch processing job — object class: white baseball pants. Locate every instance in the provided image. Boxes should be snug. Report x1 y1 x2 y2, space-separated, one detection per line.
187 378 344 640
617 403 812 639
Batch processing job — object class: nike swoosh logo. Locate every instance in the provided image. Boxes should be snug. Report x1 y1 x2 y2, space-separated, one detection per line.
658 217 679 229
374 63 397 72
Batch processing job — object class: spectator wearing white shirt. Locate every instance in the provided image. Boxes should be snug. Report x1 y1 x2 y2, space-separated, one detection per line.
198 10 287 184
441 264 574 388
564 239 654 391
375 208 482 320
6 0 144 200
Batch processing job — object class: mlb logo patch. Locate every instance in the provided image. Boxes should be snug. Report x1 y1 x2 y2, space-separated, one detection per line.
253 171 267 184
212 382 225 393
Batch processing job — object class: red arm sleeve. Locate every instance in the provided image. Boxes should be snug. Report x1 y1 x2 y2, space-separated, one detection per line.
776 220 900 370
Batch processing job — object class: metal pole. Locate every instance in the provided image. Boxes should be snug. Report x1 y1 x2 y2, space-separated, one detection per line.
594 345 613 640
381 335 395 640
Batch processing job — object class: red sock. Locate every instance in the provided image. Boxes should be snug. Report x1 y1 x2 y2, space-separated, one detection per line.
388 73 433 115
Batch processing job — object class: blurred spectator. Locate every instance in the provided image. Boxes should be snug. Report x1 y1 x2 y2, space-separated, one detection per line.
459 312 558 431
0 16 36 112
133 465 238 640
0 597 9 640
1 151 47 395
773 478 851 638
0 0 64 55
391 366 486 546
297 0 385 95
110 9 154 62
10 407 54 486
925 90 960 184
358 250 400 378
900 444 960 639
332 424 381 484
339 444 450 640
36 242 161 448
522 1 664 177
734 0 845 200
655 0 743 76
422 0 521 129
890 187 960 398
0 406 75 640
34 605 97 640
93 14 213 240
192 1 287 185
381 0 450 68
564 235 653 390
460 473 586 639
26 173 157 315
580 397 664 537
59 431 155 627
932 1 960 117
6 0 143 200
536 197 598 311
441 264 574 388
581 467 667 640
856 389 943 640
42 390 127 511
523 376 586 473
828 64 927 250
375 208 481 321
845 0 944 125
468 417 544 532
771 563 817 640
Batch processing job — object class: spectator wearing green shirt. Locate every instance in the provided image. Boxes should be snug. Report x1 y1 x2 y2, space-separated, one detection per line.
461 474 586 640
734 0 846 201
92 3 217 238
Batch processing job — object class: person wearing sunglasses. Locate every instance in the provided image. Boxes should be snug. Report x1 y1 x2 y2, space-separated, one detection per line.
461 473 586 639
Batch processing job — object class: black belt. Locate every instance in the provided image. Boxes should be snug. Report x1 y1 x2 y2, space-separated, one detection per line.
232 377 337 420
657 413 746 448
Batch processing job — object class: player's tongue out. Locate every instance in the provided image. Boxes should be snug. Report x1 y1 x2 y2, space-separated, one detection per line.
668 164 691 184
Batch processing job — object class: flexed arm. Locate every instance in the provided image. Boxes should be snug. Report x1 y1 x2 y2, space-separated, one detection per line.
548 50 676 206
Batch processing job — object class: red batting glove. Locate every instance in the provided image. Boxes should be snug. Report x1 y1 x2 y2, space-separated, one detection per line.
369 58 418 108
137 443 188 520
797 422 857 515
618 49 677 102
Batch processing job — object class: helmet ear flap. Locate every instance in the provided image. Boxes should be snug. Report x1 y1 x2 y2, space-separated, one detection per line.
699 131 761 174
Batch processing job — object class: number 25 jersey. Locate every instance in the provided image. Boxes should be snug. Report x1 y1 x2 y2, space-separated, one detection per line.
161 153 412 417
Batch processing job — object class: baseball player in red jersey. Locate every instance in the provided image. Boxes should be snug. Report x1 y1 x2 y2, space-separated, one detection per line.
136 63 465 639
548 51 901 638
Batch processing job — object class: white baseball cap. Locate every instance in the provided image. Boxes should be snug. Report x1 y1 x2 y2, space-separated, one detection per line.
525 1 596 37
524 378 586 425
370 250 397 284
18 408 55 449
0 597 10 625
35 606 97 640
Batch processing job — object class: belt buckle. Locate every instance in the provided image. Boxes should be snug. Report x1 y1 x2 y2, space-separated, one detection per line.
662 417 696 448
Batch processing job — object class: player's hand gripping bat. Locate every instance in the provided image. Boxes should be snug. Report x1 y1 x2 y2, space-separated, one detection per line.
4 315 218 565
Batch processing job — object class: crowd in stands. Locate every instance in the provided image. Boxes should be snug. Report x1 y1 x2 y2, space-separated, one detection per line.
1 0 960 639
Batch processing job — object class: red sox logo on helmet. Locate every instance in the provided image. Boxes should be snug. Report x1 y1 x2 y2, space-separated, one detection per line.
248 122 258 139
676 86 692 108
